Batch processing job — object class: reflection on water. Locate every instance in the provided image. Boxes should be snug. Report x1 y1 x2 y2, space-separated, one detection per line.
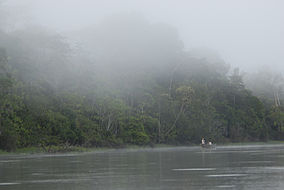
0 145 284 190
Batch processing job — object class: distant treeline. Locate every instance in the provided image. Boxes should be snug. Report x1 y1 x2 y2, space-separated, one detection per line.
0 16 284 151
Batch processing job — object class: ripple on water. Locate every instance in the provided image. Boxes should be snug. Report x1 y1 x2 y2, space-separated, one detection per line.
216 185 236 188
236 160 274 164
31 173 45 176
0 160 21 163
265 166 284 170
172 168 216 171
0 182 20 186
207 174 248 177
24 178 92 184
69 160 83 163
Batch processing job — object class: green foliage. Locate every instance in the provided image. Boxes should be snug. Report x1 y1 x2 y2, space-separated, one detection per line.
119 117 150 145
0 18 282 152
266 107 284 139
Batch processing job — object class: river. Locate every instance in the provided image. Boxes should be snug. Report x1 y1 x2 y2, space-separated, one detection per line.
1 144 284 190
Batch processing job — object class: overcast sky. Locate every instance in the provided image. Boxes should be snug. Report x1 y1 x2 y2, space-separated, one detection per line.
4 0 284 72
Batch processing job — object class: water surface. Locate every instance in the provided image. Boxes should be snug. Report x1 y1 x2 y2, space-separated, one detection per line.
1 144 284 190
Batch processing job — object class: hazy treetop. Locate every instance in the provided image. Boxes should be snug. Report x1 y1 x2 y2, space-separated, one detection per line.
3 0 284 72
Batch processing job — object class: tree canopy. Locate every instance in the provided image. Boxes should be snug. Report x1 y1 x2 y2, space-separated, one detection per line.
0 16 283 151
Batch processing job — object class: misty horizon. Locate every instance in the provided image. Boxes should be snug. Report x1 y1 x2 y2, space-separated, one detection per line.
2 0 284 73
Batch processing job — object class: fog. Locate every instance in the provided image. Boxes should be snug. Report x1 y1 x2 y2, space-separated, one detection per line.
3 0 284 72
2 0 284 152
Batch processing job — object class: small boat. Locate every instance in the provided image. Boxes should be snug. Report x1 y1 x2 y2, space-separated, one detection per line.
201 143 216 149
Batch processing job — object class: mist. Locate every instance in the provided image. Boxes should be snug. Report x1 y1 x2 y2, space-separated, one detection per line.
2 3 284 189
1 0 284 151
3 0 284 72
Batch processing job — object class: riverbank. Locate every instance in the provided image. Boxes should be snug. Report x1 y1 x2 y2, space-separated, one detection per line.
0 144 174 155
1 141 284 155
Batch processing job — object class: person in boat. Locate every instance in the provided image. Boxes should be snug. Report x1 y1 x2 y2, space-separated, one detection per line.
201 138 205 145
208 141 212 145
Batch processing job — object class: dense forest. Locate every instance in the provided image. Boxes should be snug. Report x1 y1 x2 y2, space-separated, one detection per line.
1 15 284 152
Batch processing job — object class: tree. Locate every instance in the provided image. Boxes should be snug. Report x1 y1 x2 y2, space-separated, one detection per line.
0 48 24 151
164 85 194 138
245 67 284 107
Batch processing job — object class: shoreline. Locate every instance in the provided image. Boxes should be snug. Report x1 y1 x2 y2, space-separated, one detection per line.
0 144 175 155
1 141 284 155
